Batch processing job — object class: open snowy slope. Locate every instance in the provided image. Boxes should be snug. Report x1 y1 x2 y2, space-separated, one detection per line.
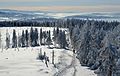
0 46 60 76
0 45 97 76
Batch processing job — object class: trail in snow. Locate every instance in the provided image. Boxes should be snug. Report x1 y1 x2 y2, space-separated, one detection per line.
54 50 77 76
72 54 77 76
54 50 97 76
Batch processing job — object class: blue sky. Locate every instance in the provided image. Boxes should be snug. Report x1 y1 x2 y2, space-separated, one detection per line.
0 0 120 12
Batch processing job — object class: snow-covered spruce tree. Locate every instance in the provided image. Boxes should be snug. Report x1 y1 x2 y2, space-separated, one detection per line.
25 29 29 47
56 27 59 42
79 30 92 66
108 24 120 48
52 27 57 46
73 20 93 66
88 22 120 76
57 30 63 48
86 21 106 68
95 34 118 76
106 24 120 76
52 28 56 41
43 31 47 45
56 27 59 35
18 33 22 47
71 25 80 50
53 27 60 46
40 28 43 45
12 29 17 48
34 28 39 46
53 28 56 36
30 27 34 46
56 30 67 48
61 31 67 48
21 30 25 47
6 30 10 49
46 30 52 47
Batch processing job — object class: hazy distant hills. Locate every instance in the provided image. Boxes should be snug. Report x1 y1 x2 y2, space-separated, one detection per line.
65 12 120 20
0 9 120 21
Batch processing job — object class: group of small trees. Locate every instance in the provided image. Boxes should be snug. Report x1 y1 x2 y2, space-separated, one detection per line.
53 27 67 48
30 28 39 47
5 27 53 49
39 28 52 46
12 29 30 48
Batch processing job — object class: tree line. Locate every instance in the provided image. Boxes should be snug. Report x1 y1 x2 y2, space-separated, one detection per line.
4 27 68 49
0 19 119 28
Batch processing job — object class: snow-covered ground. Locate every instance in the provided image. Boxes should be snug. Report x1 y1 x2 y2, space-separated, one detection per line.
0 27 97 76
0 45 97 76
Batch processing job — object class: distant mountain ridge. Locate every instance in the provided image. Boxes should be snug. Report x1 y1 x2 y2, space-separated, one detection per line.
0 9 120 21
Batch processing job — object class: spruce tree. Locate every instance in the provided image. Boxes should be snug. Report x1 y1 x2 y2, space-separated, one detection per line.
12 29 17 48
6 30 10 49
62 31 67 48
34 28 39 46
40 28 43 45
46 30 52 47
57 30 63 48
25 29 29 47
21 30 25 47
18 33 22 47
53 28 57 46
43 31 47 44
30 27 34 46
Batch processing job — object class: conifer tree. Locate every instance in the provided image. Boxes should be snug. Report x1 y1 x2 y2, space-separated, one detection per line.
25 29 29 47
30 27 34 46
34 28 39 46
12 29 17 48
21 30 25 47
46 30 52 47
6 30 10 49
40 28 43 45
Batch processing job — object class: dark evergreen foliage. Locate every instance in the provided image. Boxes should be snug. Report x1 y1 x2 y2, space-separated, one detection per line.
12 29 17 48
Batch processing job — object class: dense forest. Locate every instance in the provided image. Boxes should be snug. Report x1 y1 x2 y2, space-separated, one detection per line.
0 19 119 28
1 18 120 76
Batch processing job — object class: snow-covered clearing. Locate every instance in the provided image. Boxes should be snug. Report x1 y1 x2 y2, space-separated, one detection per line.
0 27 97 76
0 45 97 76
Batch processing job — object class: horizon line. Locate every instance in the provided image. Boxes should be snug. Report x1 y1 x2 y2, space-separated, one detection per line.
0 5 120 13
